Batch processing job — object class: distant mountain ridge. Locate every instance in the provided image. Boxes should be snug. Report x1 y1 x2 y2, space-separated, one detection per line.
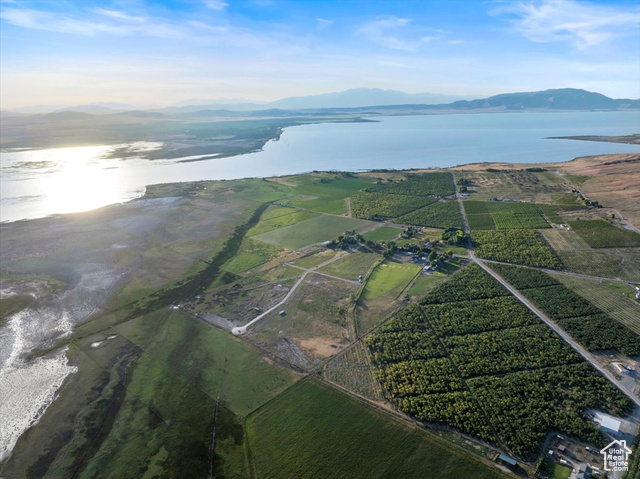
444 88 639 111
3 88 638 118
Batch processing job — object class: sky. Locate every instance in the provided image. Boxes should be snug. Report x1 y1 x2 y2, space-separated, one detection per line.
1 0 639 109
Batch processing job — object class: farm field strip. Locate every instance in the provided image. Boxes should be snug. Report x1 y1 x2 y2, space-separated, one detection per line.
246 378 509 479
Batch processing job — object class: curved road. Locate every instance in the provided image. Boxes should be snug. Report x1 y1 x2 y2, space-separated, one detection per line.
452 173 640 408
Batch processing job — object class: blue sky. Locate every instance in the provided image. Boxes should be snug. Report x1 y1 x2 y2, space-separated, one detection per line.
1 0 639 108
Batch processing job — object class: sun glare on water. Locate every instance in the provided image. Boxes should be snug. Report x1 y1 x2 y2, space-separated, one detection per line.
41 146 121 215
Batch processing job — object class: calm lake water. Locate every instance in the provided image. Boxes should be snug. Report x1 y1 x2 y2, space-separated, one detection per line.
1 111 639 222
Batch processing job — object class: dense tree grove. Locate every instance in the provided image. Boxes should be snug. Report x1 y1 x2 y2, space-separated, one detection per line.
524 286 601 318
421 264 509 304
350 192 435 219
489 263 561 289
396 201 463 229
472 230 564 269
424 296 538 337
494 263 640 357
366 264 633 457
367 172 455 197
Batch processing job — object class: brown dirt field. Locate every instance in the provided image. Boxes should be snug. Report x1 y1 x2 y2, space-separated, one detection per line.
553 154 640 227
298 337 342 358
452 154 640 227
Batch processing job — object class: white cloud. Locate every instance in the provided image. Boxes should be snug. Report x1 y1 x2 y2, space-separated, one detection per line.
357 16 438 51
0 7 181 37
204 0 229 11
316 18 332 30
491 0 640 50
92 9 145 23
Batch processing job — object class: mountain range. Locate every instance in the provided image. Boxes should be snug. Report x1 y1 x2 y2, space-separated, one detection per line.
2 88 638 118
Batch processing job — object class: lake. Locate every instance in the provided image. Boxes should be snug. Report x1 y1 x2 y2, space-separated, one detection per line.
1 111 639 222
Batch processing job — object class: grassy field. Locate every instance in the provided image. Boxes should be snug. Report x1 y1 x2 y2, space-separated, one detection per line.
222 238 285 274
246 379 509 479
406 273 450 298
551 274 640 335
11 309 298 479
294 248 344 269
541 229 640 281
318 250 381 281
362 226 402 242
569 220 640 248
361 261 421 301
246 207 320 236
252 214 374 249
356 260 421 333
282 174 376 214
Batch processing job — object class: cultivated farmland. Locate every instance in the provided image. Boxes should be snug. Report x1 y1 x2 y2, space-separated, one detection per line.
252 214 374 249
569 219 640 248
541 229 640 281
366 264 632 456
472 230 563 268
350 192 435 219
246 379 508 479
396 201 463 229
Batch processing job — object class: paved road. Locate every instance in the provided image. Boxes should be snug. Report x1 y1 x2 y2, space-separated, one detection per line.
452 173 640 408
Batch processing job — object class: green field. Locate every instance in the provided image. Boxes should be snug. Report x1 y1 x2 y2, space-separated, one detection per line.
362 226 402 242
318 250 381 281
246 207 320 236
222 238 284 274
361 261 421 301
252 214 374 249
29 309 298 479
246 379 508 479
569 220 640 248
283 174 376 214
294 249 343 269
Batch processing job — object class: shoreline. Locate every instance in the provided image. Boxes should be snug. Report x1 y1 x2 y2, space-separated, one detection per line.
2 150 639 225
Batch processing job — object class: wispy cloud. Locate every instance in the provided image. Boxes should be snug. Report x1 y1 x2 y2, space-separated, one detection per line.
491 0 640 50
204 0 229 11
357 16 438 51
316 18 332 31
92 9 145 23
0 7 179 37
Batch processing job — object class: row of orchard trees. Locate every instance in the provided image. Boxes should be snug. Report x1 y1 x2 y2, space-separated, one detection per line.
366 264 634 458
